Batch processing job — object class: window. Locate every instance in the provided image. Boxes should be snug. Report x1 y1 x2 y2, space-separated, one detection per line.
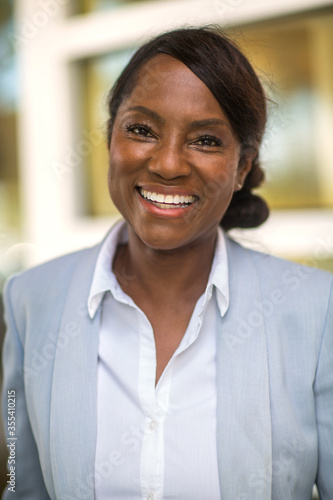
0 0 19 229
80 9 333 217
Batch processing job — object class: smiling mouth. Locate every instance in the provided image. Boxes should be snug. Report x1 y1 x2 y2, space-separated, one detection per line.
138 188 197 209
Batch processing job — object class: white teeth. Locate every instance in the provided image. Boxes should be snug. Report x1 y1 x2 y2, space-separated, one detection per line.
139 188 196 206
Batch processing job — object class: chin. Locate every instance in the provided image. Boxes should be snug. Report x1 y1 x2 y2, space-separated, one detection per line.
140 233 186 252
131 223 191 252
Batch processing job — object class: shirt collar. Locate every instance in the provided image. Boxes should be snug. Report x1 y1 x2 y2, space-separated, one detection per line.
204 226 229 317
87 220 128 319
87 220 229 319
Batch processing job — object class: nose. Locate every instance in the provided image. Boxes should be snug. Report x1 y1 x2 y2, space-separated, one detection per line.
147 138 191 179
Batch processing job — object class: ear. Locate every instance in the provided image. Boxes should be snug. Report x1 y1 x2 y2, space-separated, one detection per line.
234 150 256 192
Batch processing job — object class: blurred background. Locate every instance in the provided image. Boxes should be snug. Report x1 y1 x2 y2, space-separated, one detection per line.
0 0 332 495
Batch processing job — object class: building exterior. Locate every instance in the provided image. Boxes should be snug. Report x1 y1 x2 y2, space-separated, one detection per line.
0 0 333 278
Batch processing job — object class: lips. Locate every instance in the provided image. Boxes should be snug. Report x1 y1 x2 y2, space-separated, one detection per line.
138 187 197 209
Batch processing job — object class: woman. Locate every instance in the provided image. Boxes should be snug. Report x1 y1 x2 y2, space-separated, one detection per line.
2 27 332 500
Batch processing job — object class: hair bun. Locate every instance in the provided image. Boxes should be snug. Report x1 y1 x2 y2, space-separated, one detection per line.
221 189 269 230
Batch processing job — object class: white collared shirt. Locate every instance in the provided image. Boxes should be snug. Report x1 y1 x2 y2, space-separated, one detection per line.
88 220 229 500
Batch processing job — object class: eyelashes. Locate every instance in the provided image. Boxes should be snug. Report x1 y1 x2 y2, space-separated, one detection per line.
124 122 224 149
192 135 223 147
125 123 155 138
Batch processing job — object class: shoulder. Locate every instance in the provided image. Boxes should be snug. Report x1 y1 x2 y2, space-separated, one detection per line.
225 235 333 305
3 243 102 309
226 234 333 280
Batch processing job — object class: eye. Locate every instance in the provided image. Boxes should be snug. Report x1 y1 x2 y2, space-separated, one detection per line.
125 123 156 138
193 135 223 147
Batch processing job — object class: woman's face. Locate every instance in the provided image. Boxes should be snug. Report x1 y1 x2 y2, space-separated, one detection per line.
108 54 251 251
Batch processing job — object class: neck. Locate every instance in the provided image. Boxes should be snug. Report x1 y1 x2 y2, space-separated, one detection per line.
113 225 218 302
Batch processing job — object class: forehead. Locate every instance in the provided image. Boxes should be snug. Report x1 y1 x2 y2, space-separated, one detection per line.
119 53 227 120
135 53 205 89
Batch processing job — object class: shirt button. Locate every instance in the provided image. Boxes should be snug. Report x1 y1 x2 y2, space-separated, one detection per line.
149 420 157 431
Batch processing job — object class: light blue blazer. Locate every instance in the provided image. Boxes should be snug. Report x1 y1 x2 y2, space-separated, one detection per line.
1 234 333 500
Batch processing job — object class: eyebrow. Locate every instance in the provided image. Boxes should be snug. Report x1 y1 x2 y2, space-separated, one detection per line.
126 106 165 124
187 118 230 130
126 106 230 130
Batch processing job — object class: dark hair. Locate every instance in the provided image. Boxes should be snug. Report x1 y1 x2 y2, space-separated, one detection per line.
106 26 269 230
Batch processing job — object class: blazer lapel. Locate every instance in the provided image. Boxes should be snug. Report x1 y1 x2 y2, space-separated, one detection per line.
50 244 102 500
216 237 272 499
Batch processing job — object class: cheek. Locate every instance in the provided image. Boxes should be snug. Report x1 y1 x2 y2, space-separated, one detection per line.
109 142 149 179
108 141 144 208
203 159 239 196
